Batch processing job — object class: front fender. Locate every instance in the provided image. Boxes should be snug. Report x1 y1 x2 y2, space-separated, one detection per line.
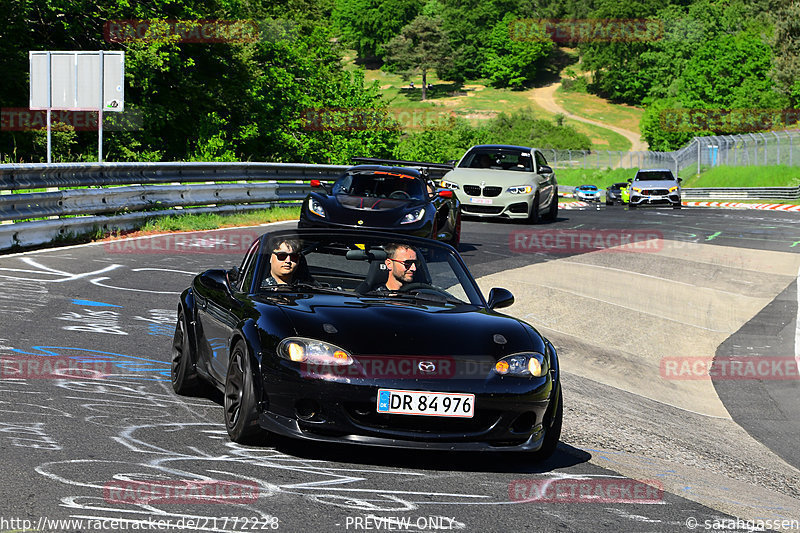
178 287 200 366
231 318 266 405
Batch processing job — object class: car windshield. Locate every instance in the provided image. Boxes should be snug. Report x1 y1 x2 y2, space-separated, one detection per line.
458 149 533 171
255 231 484 306
635 171 675 181
332 172 425 200
580 185 597 190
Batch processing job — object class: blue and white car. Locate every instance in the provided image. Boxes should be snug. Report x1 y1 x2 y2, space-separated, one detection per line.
573 184 601 202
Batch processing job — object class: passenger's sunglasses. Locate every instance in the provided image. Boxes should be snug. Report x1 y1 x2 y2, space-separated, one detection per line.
388 258 418 270
273 251 300 262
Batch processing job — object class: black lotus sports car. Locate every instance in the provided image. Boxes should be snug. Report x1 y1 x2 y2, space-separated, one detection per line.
172 228 562 457
297 163 461 247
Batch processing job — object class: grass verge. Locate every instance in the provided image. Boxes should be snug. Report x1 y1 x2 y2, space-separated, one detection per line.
681 165 800 188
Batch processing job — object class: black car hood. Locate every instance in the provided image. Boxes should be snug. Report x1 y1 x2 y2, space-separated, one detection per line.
336 195 415 211
314 193 426 227
254 293 541 359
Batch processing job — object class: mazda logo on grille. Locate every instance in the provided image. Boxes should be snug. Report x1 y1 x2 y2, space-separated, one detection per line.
418 361 436 373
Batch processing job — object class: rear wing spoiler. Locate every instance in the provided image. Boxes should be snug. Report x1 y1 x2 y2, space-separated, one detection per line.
350 157 454 179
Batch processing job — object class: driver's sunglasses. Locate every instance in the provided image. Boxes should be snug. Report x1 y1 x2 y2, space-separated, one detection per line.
273 251 300 262
389 258 417 270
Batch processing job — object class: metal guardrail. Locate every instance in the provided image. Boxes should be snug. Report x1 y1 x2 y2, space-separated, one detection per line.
0 162 356 250
0 161 348 190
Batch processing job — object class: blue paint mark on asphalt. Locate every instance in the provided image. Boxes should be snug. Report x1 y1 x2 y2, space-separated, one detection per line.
148 324 173 337
10 346 169 381
72 299 122 308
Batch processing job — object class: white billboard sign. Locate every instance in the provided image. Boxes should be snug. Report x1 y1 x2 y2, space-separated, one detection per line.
29 51 125 162
30 51 124 111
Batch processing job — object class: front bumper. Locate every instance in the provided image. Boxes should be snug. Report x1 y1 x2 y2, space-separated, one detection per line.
575 194 601 202
455 192 533 219
298 215 431 239
259 363 557 451
629 193 681 206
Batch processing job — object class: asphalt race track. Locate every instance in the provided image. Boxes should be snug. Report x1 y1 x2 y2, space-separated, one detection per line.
0 204 798 533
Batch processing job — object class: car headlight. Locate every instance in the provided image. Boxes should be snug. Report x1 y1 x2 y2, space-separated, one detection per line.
440 179 459 190
308 198 326 218
669 186 679 193
493 352 548 378
401 208 425 224
632 187 642 193
278 337 353 365
508 185 533 194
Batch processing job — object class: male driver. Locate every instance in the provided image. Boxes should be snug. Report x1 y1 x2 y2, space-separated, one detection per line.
382 243 418 291
263 239 301 287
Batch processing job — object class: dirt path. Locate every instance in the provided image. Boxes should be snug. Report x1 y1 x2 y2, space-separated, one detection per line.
530 81 648 152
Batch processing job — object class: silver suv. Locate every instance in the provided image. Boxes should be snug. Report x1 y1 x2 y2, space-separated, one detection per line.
628 169 682 209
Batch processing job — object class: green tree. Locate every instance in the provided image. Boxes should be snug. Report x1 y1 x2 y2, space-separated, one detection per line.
332 0 423 58
383 15 453 100
484 13 553 88
770 2 800 105
678 32 783 109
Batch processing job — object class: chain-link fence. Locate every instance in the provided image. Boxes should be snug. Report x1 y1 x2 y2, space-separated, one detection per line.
543 129 800 178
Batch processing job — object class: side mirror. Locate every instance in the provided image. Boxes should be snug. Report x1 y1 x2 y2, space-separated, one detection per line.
438 189 454 198
677 178 682 183
487 288 514 310
627 178 633 183
538 165 552 174
199 269 232 294
227 266 240 284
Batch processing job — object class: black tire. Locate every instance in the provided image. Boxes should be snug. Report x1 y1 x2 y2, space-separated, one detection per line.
224 341 263 443
532 387 562 461
527 194 540 224
172 309 200 395
543 193 558 221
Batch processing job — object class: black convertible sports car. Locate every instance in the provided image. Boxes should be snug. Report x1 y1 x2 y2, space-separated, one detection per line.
297 162 461 247
172 228 562 457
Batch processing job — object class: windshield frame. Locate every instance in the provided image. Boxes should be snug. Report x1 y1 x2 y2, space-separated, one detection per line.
332 171 427 201
252 229 487 307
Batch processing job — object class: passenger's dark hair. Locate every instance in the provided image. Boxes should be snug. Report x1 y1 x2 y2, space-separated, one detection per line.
272 238 301 253
383 242 414 259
